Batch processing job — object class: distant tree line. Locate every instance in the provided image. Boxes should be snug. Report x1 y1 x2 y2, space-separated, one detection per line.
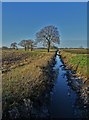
9 40 35 51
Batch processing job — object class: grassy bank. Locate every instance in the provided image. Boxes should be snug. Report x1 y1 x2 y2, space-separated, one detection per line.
2 49 56 118
60 49 89 83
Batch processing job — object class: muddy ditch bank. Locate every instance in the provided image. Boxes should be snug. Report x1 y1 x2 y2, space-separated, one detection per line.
59 54 89 110
2 52 57 120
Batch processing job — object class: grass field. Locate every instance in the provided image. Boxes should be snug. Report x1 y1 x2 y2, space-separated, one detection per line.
60 48 89 83
2 49 56 117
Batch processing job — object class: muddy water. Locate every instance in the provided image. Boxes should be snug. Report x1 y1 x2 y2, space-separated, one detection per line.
48 55 89 119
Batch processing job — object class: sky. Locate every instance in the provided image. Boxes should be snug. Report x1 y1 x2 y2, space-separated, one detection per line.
2 0 88 2
2 2 87 48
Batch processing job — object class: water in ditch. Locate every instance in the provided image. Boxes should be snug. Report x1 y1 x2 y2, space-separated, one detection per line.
48 54 89 119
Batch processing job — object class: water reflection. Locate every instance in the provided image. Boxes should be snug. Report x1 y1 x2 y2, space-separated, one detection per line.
48 55 89 119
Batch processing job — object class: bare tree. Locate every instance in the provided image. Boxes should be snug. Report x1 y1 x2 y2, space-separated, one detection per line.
26 40 34 51
36 25 60 52
10 42 17 49
18 40 26 51
18 40 34 51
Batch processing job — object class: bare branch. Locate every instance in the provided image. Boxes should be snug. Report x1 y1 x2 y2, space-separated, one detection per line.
36 25 60 52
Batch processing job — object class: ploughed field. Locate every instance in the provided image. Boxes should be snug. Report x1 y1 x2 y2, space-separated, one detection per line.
60 48 89 85
2 49 56 118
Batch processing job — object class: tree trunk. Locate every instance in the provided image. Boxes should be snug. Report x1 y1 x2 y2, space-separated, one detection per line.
31 47 33 51
31 45 33 51
27 46 29 50
48 41 50 52
25 46 26 51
